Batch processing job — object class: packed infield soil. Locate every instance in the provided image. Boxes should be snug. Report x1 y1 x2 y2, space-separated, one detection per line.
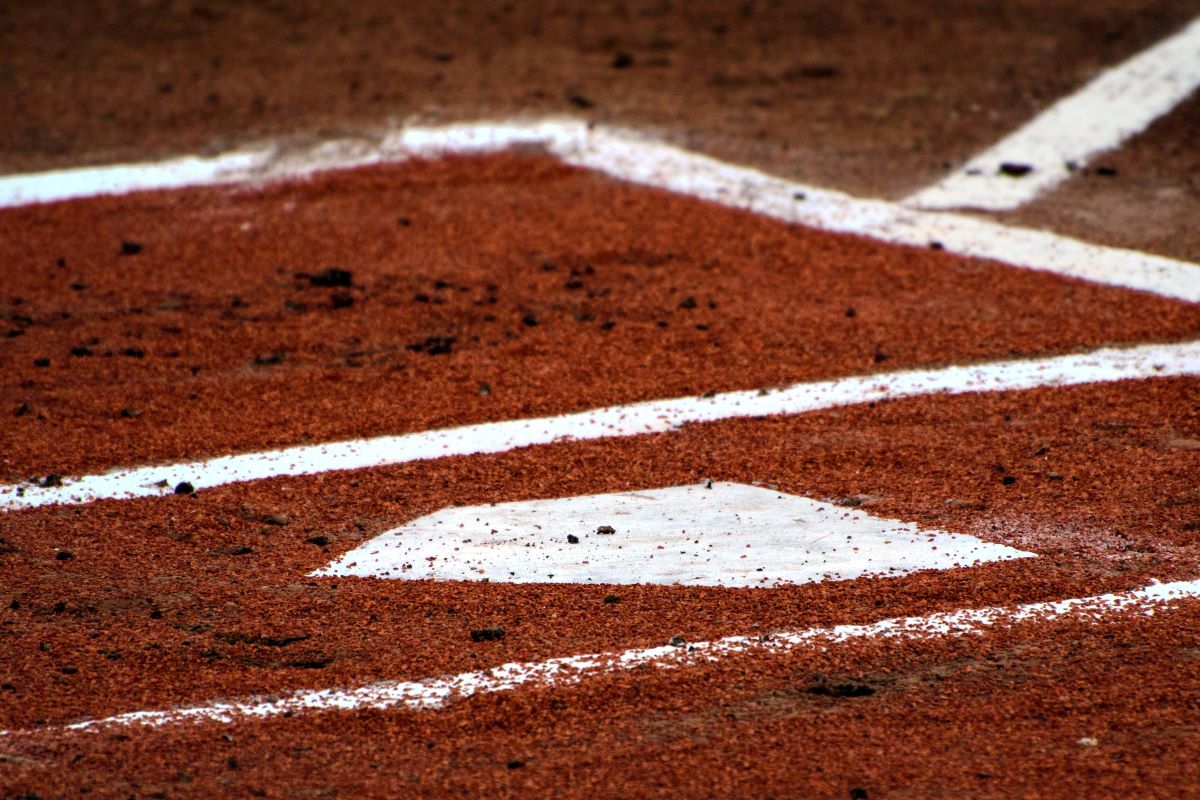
4 1 1200 200
3 153 1200 482
4 603 1199 798
1007 93 1200 264
1 376 1196 734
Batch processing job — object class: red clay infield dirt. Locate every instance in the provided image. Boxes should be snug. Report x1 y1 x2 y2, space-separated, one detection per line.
3 7 1200 796
0 147 1198 797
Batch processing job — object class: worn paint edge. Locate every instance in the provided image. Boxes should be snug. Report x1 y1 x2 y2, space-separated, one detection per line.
1 119 1197 301
3 577 1196 737
905 15 1200 211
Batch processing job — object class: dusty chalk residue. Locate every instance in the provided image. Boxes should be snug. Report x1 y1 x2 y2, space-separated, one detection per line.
2 340 1197 511
315 482 1033 587
5 578 1197 736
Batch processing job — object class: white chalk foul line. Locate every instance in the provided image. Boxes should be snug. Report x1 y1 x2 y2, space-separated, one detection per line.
4 578 1196 737
905 15 1200 211
1 119 1198 302
3 340 1197 512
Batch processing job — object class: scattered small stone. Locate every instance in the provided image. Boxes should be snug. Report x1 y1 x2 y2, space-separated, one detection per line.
37 474 63 488
33 358 50 368
604 595 621 604
793 191 807 200
522 313 539 327
213 546 253 556
69 346 93 357
929 241 945 250
679 295 698 310
470 627 506 643
1094 166 1118 177
1001 475 1017 486
567 93 594 109
60 666 77 675
596 525 616 535
120 240 143 255
254 351 286 366
306 268 353 287
834 494 882 508
845 308 857 318
668 635 686 647
507 760 525 770
119 407 142 418
264 513 289 526
14 402 30 417
567 534 580 544
306 535 330 547
611 52 634 68
998 162 1033 177
329 291 354 309
477 382 491 397
1046 472 1063 481
150 609 163 619
1078 736 1099 747
121 347 145 358
174 481 195 495
850 788 869 799
600 319 615 330
55 550 74 561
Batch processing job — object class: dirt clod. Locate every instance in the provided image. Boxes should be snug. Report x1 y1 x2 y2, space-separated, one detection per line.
306 268 353 288
471 628 506 643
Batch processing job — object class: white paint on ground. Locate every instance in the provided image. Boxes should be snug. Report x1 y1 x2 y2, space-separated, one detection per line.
2 340 1197 513
0 149 274 207
905 16 1200 211
315 482 1033 587
5 578 1196 737
2 119 1198 301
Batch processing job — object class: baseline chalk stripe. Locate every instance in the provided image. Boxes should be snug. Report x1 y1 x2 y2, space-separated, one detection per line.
548 126 1200 302
5 578 1197 737
2 119 1198 301
315 482 1033 587
3 340 1197 512
905 15 1200 211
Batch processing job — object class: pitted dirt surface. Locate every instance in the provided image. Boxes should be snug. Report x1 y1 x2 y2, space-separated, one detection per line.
4 0 1200 200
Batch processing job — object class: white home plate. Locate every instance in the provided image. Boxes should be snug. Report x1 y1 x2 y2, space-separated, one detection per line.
314 482 1033 587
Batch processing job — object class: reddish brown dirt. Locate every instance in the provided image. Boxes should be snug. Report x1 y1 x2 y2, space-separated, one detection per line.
1 377 1196 739
3 154 1199 482
4 1 1200 200
5 604 1199 798
1007 94 1200 264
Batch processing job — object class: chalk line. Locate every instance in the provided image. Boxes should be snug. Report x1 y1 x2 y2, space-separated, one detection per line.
905 15 1200 211
3 340 1197 512
4 578 1196 737
1 119 1197 302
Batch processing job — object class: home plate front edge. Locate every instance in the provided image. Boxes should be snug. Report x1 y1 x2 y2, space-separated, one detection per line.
312 482 1034 588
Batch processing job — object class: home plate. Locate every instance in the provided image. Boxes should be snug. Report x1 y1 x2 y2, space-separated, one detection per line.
313 482 1033 588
